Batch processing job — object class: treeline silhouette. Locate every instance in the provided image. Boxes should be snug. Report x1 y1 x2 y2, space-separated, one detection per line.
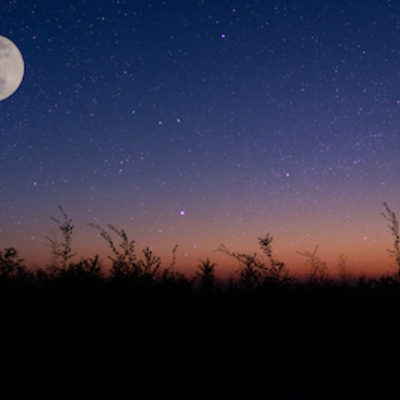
1 204 400 399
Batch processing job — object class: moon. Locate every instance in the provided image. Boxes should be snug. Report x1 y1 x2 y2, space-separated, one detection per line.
0 35 24 101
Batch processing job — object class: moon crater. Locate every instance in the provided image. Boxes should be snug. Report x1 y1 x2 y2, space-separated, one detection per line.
0 36 24 101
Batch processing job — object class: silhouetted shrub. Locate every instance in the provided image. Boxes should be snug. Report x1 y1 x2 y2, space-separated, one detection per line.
89 223 167 288
137 246 161 277
297 245 328 284
45 205 76 268
258 234 290 284
1 206 400 399
0 247 24 277
158 267 192 292
196 258 217 293
89 223 139 280
0 247 33 286
217 233 289 289
57 255 104 288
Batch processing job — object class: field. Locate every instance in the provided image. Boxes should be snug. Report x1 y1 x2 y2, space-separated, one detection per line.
0 207 399 399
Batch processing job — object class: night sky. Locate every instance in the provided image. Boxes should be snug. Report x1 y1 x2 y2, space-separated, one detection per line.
1 0 400 276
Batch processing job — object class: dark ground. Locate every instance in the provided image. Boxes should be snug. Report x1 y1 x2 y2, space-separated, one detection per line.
0 274 399 400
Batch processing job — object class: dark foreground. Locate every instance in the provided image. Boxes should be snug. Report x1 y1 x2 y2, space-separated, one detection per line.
1 272 400 400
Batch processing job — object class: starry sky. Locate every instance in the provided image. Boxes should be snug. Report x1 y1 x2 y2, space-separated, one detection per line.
1 0 400 277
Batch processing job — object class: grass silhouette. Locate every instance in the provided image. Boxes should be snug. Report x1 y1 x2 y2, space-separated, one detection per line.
0 203 399 398
297 245 328 284
381 202 400 277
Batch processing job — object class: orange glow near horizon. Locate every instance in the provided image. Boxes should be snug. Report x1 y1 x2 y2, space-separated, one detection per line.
3 200 398 279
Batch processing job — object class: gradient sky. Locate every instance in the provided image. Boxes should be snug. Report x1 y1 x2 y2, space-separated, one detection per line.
1 0 400 277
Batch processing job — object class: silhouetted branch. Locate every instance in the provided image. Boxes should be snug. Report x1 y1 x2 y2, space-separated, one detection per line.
45 205 76 268
297 245 328 283
381 202 400 277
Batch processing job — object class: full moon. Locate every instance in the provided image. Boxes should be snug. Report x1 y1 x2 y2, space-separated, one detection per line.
0 35 24 101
